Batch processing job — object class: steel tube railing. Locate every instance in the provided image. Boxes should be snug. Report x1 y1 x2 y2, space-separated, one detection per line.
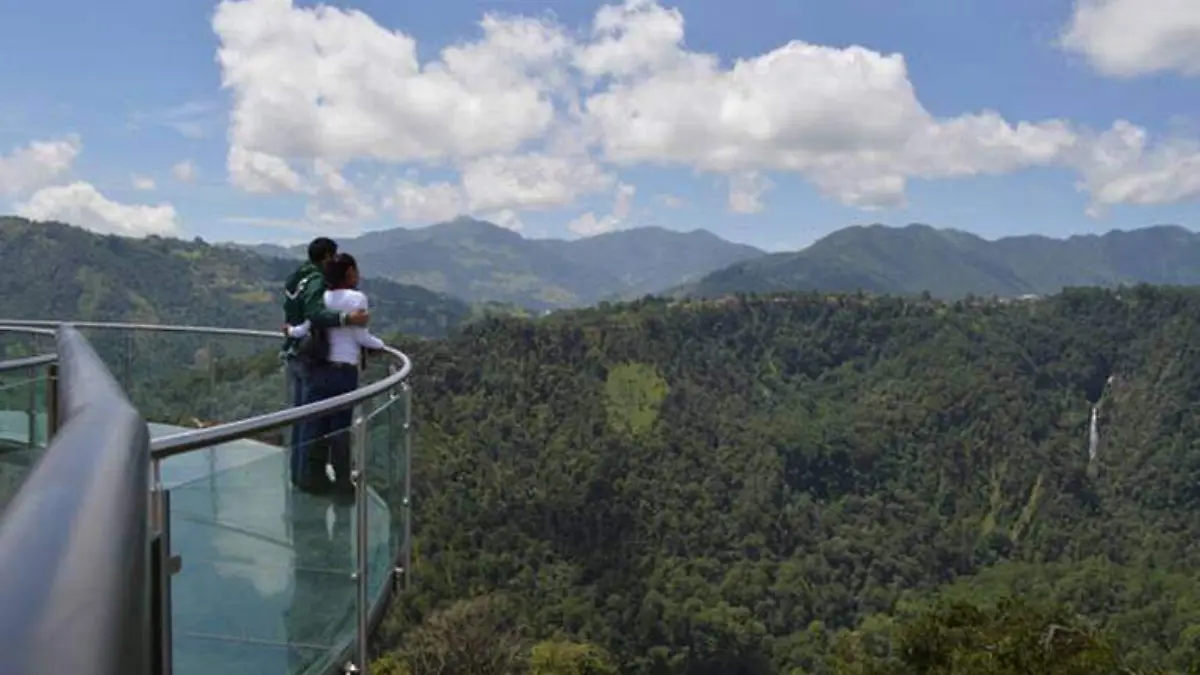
0 325 150 675
0 318 415 675
0 320 413 459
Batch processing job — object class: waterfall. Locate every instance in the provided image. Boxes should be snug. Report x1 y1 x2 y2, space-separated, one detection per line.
1088 406 1099 462
1087 373 1113 477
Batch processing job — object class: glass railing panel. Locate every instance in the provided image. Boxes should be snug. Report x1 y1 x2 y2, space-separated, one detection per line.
0 362 54 511
396 382 411 592
165 427 361 675
363 386 403 607
0 329 53 361
78 329 287 440
171 636 336 675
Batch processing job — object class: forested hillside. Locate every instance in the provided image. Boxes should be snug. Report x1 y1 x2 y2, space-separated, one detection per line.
683 223 1200 300
369 286 1200 674
124 285 1200 673
0 217 472 338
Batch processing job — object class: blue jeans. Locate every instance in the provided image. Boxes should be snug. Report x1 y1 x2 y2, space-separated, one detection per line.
286 357 310 487
300 363 359 496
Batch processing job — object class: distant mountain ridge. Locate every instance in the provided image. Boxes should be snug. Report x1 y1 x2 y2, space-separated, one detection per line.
680 223 1200 299
236 217 765 311
0 216 473 338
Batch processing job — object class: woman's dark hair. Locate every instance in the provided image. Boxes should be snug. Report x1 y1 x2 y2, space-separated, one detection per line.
307 237 338 265
323 252 358 289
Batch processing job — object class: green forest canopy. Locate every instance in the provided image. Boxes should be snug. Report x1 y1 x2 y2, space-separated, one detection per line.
143 286 1200 673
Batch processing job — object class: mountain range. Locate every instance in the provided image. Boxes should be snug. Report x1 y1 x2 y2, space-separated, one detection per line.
679 223 1200 299
6 215 1200 339
246 219 1200 309
240 217 765 311
0 216 472 338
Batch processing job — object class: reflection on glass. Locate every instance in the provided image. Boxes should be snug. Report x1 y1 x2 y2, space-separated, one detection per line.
0 364 52 511
15 326 414 675
364 391 401 606
159 419 396 675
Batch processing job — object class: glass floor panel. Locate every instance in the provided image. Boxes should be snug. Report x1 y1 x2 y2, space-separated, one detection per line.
155 424 395 675
0 417 395 675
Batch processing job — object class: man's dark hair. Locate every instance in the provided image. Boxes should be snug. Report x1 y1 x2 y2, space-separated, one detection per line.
323 252 358 289
307 237 338 265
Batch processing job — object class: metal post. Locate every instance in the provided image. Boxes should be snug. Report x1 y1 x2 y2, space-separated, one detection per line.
45 362 59 440
123 332 133 394
26 366 36 449
150 478 175 675
388 383 401 595
352 402 370 675
401 382 412 593
206 339 216 403
283 362 292 488
151 458 164 541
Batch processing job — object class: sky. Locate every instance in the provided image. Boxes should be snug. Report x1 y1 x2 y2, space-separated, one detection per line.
0 0 1197 251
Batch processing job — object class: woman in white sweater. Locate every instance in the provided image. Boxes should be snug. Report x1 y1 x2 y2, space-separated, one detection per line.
286 253 385 500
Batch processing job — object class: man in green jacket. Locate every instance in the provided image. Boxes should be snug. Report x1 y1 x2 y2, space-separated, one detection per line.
283 236 368 490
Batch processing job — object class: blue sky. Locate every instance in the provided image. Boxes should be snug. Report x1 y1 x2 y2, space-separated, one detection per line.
0 0 1197 250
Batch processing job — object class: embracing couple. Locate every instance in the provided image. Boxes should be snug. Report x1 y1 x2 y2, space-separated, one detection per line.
281 236 386 499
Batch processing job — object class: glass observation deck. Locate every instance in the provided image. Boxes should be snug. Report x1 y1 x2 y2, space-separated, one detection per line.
0 321 413 675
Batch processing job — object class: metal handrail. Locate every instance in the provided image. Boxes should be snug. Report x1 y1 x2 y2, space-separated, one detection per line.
0 325 150 675
0 320 414 460
0 353 56 373
0 319 414 675
0 326 57 374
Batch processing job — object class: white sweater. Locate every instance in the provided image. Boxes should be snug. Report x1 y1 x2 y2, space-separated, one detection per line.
287 289 385 365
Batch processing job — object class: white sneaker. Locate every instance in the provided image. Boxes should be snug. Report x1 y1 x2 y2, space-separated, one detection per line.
325 504 336 541
325 462 337 483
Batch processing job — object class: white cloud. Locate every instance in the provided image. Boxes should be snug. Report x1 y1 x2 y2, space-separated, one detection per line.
172 159 198 183
385 179 464 223
0 136 81 196
213 0 565 164
578 2 1080 209
132 174 156 191
461 153 614 212
1072 121 1200 216
203 0 1200 222
728 171 772 214
485 209 524 232
1060 0 1200 78
17 182 181 237
568 182 635 236
307 160 376 224
226 147 300 193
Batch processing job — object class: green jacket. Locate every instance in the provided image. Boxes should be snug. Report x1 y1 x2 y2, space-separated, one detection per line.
281 261 347 357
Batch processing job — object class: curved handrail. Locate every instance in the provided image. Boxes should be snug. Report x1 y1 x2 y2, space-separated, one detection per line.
0 320 414 460
0 353 56 374
0 325 56 337
0 325 150 675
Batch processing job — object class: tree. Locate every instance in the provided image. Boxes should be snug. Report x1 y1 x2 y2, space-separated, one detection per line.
834 599 1155 675
386 594 528 675
529 640 619 675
